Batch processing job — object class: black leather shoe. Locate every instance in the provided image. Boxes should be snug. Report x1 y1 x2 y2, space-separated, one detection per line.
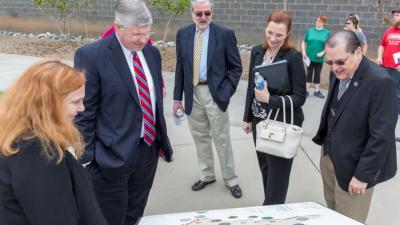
229 185 242 198
191 180 216 191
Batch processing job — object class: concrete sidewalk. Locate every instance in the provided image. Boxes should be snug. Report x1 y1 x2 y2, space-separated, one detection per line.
1 53 399 225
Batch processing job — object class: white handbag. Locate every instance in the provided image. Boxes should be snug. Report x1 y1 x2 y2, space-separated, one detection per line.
255 96 303 158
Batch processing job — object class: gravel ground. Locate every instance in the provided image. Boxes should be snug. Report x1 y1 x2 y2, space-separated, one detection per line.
0 35 334 88
0 35 252 79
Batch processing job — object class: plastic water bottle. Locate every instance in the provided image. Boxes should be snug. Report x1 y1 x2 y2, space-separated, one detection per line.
254 72 265 90
173 109 186 126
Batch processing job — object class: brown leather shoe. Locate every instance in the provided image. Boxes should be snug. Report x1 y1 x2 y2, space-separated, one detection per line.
229 185 242 198
191 180 216 191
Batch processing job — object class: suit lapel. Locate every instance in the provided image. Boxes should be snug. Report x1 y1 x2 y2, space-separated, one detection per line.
187 25 196 79
253 47 265 68
321 73 338 125
331 57 367 125
108 33 140 106
207 23 217 70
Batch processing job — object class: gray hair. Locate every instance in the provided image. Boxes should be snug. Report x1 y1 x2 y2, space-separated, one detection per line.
191 0 213 7
115 0 153 27
325 30 361 53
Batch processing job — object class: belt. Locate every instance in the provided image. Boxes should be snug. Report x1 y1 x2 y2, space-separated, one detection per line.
198 80 208 85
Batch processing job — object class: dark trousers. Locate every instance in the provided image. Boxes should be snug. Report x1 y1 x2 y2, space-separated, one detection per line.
384 67 400 114
87 140 159 225
252 120 294 205
306 62 323 84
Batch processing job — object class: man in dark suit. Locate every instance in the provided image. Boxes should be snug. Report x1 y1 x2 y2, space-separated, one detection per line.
173 0 243 198
313 30 397 223
74 1 172 225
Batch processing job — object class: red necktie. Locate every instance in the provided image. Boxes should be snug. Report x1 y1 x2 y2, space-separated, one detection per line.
133 52 156 146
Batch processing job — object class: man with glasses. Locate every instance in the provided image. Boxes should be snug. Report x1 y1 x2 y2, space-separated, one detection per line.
74 0 173 224
173 0 243 198
313 30 397 223
376 7 400 141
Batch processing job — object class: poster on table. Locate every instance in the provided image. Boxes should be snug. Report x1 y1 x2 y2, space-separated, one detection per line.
138 202 364 225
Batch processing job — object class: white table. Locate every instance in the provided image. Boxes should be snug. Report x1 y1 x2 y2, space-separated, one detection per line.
138 202 363 225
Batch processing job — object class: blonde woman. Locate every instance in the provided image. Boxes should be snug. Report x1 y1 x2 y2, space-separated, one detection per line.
0 60 108 225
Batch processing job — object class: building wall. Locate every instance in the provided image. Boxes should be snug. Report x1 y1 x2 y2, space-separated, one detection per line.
0 0 398 48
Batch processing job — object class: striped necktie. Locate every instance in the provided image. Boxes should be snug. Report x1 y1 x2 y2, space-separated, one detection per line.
132 52 156 146
193 30 202 86
337 78 351 100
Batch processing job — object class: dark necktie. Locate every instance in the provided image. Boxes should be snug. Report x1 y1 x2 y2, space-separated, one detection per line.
132 52 156 146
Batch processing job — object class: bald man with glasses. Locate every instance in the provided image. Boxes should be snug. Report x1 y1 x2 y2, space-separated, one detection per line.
313 30 397 223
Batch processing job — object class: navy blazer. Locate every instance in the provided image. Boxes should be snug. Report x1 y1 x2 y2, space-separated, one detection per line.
173 23 242 114
313 57 397 190
74 33 172 180
243 45 307 127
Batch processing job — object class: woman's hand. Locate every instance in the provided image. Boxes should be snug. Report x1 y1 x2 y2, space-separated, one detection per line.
242 122 252 134
254 81 270 103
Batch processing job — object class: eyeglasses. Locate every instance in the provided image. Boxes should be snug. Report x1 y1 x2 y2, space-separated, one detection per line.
266 30 286 39
324 54 352 66
194 11 212 17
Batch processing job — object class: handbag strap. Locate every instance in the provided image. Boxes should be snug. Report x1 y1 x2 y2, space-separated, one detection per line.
265 96 287 124
287 96 294 125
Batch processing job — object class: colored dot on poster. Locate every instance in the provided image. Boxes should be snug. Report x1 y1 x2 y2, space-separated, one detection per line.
262 216 273 220
296 217 309 221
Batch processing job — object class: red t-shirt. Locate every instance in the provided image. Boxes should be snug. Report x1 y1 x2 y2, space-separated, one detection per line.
381 27 400 69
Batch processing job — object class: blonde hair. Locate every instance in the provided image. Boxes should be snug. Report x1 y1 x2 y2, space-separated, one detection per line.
0 59 86 163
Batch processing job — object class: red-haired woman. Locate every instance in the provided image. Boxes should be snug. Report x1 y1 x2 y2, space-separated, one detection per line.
0 60 108 225
243 10 307 205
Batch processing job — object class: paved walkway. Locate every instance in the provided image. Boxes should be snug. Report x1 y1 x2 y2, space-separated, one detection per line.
0 53 399 225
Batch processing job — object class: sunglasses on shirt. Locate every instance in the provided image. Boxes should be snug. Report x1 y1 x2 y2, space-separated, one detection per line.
194 11 212 17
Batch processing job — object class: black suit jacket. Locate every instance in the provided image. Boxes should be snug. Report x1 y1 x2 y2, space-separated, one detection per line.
313 57 397 190
173 23 243 114
74 33 172 180
0 139 107 225
243 45 306 126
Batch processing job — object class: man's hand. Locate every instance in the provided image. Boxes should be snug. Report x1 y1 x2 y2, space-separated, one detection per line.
376 58 382 65
348 176 368 195
242 122 252 134
173 101 184 114
254 81 270 103
162 87 166 98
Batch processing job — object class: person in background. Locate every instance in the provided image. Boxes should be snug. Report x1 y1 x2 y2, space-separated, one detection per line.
344 15 368 55
0 59 108 225
173 0 243 198
301 15 330 99
74 0 173 224
313 30 397 223
376 6 400 142
243 10 306 205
